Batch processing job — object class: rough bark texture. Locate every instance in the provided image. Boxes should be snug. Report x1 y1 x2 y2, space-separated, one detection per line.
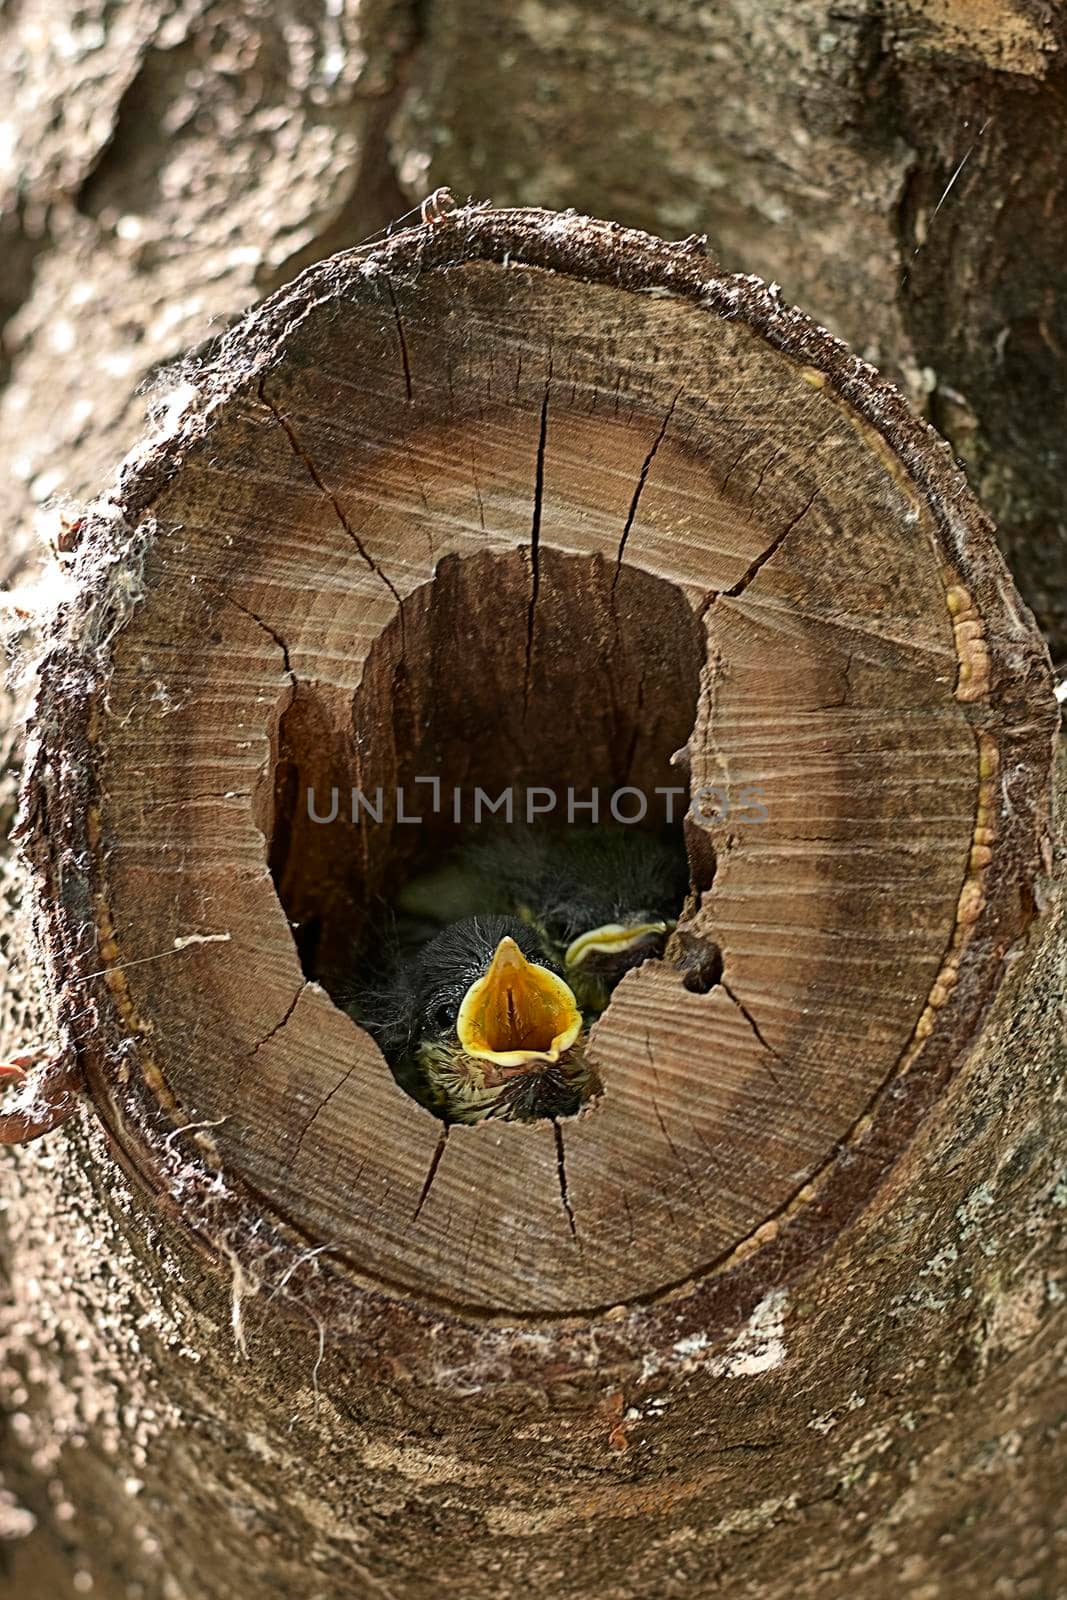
1 783 1063 1600
2 199 1061 1600
2 2 1064 650
0 5 1064 1600
393 0 1067 665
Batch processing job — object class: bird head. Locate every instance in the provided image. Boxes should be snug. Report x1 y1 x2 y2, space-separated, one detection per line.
562 916 673 1002
393 826 689 1017
381 915 592 1123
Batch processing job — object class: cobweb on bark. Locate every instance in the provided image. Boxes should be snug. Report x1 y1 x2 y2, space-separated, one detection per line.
0 608 60 1072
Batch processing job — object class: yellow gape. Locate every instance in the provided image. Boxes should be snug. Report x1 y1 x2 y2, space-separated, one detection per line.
456 937 582 1067
564 920 671 970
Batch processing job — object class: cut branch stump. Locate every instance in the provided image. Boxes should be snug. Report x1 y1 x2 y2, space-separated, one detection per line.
4 207 1060 1600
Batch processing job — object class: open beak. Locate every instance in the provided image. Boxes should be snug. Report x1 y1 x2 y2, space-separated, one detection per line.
456 937 582 1067
564 920 672 971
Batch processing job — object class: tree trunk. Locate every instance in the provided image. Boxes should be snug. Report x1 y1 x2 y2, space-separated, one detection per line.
393 0 1067 665
1 9 1063 1600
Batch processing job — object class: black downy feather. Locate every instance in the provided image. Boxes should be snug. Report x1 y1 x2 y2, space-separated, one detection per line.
344 914 593 1123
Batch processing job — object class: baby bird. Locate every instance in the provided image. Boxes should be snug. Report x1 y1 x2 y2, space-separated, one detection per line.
494 826 689 1012
347 914 596 1124
396 825 689 1013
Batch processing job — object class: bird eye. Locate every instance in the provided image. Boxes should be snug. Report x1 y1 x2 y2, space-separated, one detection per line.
428 1001 455 1036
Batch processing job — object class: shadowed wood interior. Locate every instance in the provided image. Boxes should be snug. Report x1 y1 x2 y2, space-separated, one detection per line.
266 547 704 980
76 215 1048 1318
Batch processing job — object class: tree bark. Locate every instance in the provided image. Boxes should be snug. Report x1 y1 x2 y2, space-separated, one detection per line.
393 0 1067 664
1 8 1064 1600
4 4 1065 652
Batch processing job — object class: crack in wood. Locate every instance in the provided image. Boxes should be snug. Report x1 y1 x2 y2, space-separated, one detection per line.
621 664 647 785
383 274 414 402
244 980 307 1065
553 1117 578 1242
282 1055 360 1180
257 377 406 636
717 488 819 605
523 358 552 712
209 584 296 686
412 1125 449 1222
613 390 680 587
469 449 487 532
747 443 788 509
645 1029 708 1196
719 435 758 492
720 981 786 1067
695 487 820 628
717 978 825 1126
621 1192 635 1246
821 650 854 710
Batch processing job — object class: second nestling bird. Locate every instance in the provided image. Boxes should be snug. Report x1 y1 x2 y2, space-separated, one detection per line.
395 824 690 1012
345 827 692 1123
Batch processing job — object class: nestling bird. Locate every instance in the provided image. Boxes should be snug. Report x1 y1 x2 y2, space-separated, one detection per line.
396 825 690 1013
346 914 597 1124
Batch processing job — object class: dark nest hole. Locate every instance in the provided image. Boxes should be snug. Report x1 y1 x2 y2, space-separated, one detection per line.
264 548 715 1117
